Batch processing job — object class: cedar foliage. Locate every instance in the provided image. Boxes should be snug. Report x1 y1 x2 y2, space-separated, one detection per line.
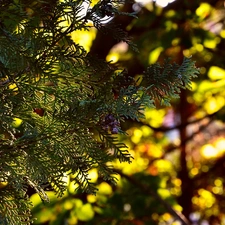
0 0 199 224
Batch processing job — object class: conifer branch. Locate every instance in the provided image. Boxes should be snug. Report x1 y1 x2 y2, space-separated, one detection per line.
0 0 198 224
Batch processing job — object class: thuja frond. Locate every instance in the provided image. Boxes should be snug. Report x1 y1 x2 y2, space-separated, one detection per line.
115 85 155 120
142 57 199 106
0 188 33 225
0 0 198 224
99 131 132 163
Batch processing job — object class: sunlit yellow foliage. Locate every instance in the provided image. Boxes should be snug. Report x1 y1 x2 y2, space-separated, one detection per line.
189 81 197 91
172 178 181 187
144 108 166 127
90 0 99 7
162 212 171 221
194 189 216 208
87 194 97 203
170 178 182 196
67 215 78 225
200 141 225 159
204 37 220 49
76 203 95 221
71 27 96 51
190 167 199 176
66 200 83 224
196 3 212 19
212 178 224 195
173 204 183 212
153 159 173 173
30 192 58 208
183 49 192 57
30 193 43 207
98 182 113 195
0 181 8 189
220 29 225 38
113 150 149 174
88 168 98 183
141 125 153 137
204 95 225 114
208 66 225 80
131 128 143 144
201 144 217 158
73 199 83 208
195 44 204 52
215 138 225 152
194 78 225 113
35 206 55 224
8 83 18 91
212 187 223 195
68 180 79 194
11 118 23 128
148 47 164 64
197 80 212 94
64 199 74 210
146 144 163 158
214 178 222 187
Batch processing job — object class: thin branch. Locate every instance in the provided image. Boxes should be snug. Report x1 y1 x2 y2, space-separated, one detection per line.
148 117 214 165
143 111 216 132
193 153 225 184
113 169 191 225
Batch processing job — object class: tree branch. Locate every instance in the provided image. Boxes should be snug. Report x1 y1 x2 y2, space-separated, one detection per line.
113 169 191 225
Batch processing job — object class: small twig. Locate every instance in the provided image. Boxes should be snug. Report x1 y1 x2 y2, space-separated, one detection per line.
148 117 214 165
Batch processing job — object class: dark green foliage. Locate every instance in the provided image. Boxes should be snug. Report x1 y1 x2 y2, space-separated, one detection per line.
142 57 200 106
0 0 198 224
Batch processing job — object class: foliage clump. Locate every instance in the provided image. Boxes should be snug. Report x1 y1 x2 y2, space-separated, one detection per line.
0 0 199 224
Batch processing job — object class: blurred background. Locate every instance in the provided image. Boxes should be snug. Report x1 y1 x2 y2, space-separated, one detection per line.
30 0 225 224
